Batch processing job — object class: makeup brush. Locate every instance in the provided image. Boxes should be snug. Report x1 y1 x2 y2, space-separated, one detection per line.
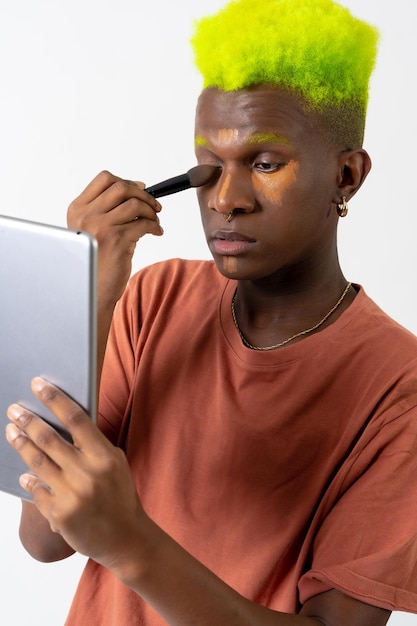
144 164 219 199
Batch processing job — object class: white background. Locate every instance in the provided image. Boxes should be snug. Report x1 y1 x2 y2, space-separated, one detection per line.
1 1 416 624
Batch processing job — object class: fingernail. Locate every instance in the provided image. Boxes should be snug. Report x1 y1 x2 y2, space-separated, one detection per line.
7 404 31 428
31 376 46 392
7 404 24 421
19 474 33 490
5 422 24 442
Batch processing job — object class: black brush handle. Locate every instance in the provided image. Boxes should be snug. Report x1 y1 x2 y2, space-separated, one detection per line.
144 173 191 198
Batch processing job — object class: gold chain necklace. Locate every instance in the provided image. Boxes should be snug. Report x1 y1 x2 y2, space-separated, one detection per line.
231 282 352 351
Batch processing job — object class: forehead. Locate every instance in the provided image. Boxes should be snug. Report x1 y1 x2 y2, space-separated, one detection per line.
194 86 313 142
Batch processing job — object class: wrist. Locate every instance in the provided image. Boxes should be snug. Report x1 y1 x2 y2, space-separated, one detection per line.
104 512 162 590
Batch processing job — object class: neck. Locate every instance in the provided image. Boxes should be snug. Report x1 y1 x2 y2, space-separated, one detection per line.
233 270 354 350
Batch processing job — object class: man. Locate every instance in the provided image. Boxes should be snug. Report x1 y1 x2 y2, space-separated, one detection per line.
6 0 417 624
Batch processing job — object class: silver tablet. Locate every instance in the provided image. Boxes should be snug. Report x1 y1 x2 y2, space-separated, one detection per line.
0 214 97 500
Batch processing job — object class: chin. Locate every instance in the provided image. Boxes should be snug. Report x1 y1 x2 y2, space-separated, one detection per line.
213 255 254 281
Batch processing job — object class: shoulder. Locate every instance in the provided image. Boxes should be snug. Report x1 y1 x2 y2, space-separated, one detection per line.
342 287 417 419
345 286 417 356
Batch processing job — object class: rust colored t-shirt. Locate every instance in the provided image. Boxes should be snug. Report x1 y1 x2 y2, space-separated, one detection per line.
66 259 417 625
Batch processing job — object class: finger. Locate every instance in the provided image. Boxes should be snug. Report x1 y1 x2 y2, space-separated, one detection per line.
19 472 52 502
6 404 71 461
68 172 161 232
6 423 62 510
92 178 162 216
130 217 164 237
72 170 125 205
30 377 113 454
5 420 61 487
93 204 164 248
102 196 163 227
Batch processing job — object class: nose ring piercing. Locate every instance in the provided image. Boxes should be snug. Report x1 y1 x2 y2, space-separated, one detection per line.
223 210 234 222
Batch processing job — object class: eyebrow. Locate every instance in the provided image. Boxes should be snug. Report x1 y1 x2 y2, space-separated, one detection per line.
195 135 209 148
194 132 291 149
246 133 291 146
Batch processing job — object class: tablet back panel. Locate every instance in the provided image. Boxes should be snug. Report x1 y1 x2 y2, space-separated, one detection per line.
0 215 97 499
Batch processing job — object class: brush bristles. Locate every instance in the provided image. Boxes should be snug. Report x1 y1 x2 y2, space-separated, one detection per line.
187 164 219 188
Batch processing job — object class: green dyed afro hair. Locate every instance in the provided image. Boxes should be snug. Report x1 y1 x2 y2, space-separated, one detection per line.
191 0 379 112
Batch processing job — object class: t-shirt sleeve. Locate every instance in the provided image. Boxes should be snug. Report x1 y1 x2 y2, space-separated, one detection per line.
97 277 141 445
299 404 417 613
96 260 184 445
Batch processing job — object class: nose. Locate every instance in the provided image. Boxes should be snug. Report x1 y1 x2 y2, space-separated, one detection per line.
208 168 255 218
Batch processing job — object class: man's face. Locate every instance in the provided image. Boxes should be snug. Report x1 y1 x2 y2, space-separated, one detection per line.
194 86 341 283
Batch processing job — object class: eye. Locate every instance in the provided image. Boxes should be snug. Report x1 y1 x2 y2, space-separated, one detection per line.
253 161 284 173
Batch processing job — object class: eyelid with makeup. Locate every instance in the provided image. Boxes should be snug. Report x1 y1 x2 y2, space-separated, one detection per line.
195 146 289 175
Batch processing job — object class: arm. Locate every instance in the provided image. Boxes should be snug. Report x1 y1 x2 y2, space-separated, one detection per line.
6 379 390 626
19 500 75 562
18 170 163 563
66 170 163 384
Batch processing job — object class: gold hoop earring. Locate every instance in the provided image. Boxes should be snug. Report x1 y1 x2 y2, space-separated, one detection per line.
337 197 348 217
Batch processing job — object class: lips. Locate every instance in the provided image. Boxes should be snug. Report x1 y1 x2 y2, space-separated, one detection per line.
211 230 256 256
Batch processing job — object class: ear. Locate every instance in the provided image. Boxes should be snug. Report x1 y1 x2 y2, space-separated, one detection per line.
333 149 372 204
